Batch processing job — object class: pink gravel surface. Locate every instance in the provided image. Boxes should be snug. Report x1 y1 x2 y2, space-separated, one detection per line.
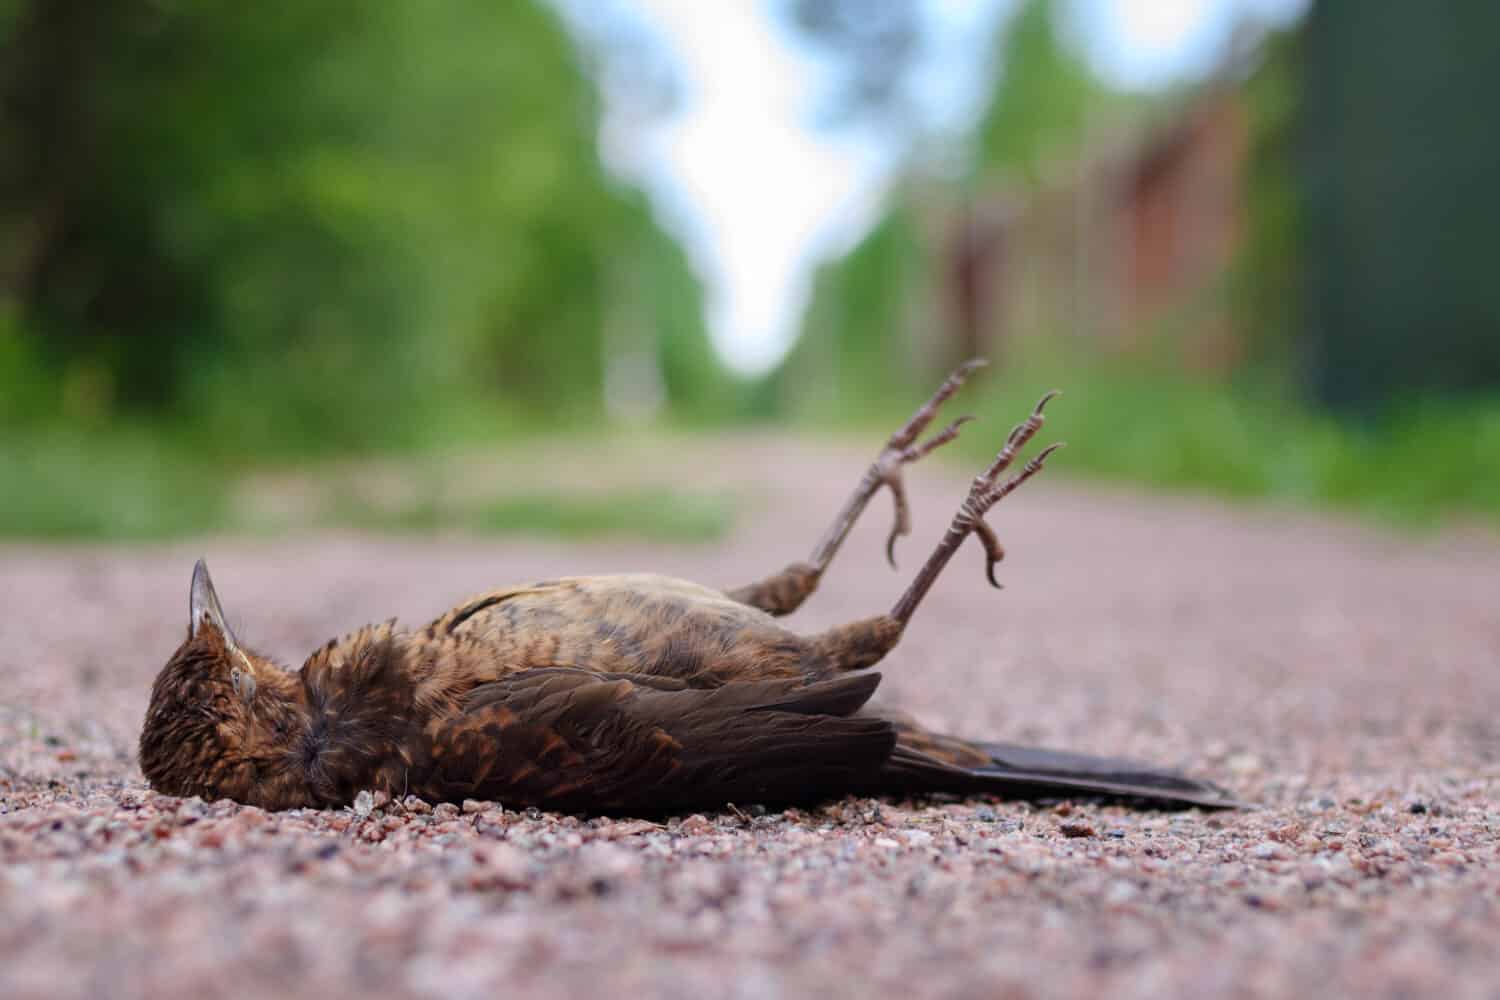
2 439 1498 1000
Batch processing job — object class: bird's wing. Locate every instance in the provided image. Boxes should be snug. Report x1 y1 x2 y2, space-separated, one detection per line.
415 668 894 812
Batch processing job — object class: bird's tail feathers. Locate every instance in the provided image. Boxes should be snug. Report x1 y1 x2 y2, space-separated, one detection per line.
877 721 1243 809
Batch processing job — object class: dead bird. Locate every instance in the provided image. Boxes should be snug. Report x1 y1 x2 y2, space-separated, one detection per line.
139 362 1236 813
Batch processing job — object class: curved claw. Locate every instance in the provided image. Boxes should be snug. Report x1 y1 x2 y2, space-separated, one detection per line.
884 476 912 569
935 360 989 399
889 392 1064 629
864 360 991 573
1030 441 1066 467
888 359 989 449
974 519 1005 589
904 414 974 463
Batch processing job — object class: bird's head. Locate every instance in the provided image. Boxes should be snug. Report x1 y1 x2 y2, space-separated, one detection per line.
139 560 310 808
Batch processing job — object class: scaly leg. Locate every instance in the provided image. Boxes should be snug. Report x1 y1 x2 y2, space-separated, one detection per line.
891 391 1062 627
961 389 1058 589
728 359 986 617
810 391 1063 673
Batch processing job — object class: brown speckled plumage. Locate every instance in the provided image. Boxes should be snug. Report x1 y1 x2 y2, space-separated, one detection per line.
139 365 1237 813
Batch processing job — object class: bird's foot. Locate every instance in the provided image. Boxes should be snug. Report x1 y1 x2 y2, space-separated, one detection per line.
856 359 988 569
891 390 1062 625
957 390 1062 588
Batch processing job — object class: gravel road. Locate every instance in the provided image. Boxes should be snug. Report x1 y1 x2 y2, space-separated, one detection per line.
2 437 1498 999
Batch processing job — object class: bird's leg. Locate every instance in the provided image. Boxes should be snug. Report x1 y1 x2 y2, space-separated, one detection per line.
807 358 989 573
727 359 986 617
890 392 1061 627
810 391 1062 672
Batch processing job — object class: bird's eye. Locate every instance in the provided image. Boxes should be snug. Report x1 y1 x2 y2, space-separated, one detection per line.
230 666 256 702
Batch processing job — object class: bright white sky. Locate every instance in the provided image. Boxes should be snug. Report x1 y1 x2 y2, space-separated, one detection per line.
565 0 1310 374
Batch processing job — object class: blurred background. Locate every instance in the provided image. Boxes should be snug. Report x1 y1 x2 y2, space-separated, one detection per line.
2 0 1497 541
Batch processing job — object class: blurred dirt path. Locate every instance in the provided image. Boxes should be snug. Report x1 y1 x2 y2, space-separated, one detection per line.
2 437 1498 999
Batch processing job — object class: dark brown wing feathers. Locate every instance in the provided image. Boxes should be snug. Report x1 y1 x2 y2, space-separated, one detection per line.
414 669 895 812
417 668 1235 811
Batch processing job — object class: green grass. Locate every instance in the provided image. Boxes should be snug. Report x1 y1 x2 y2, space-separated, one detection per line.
5 358 1498 540
0 429 230 539
962 358 1500 527
0 425 737 543
334 489 735 543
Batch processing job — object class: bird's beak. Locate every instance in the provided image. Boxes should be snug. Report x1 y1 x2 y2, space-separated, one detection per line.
190 558 240 649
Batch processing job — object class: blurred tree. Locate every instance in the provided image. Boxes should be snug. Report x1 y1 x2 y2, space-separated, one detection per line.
781 0 1109 404
972 0 1110 184
1229 28 1303 368
775 205 929 417
0 0 730 451
1301 0 1500 412
783 0 924 131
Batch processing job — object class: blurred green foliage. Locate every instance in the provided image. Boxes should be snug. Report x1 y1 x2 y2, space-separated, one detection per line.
972 0 1115 184
1301 0 1500 411
339 489 734 544
0 427 228 538
0 0 758 538
4 0 1497 540
775 0 1118 416
962 353 1500 526
777 0 1108 415
786 0 1500 526
1 0 743 456
774 207 929 417
1225 27 1301 372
